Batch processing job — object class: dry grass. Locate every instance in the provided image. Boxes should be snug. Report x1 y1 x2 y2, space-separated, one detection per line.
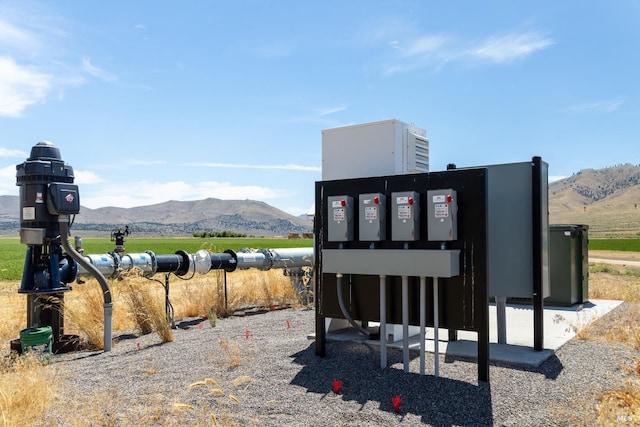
119 270 174 343
572 265 640 424
0 267 300 426
0 268 300 352
589 265 640 303
0 352 56 427
219 338 242 369
597 381 640 425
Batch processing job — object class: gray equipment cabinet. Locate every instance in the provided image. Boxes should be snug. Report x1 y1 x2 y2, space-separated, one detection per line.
548 224 589 306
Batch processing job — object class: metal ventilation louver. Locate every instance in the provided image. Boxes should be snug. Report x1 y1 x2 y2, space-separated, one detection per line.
405 132 429 173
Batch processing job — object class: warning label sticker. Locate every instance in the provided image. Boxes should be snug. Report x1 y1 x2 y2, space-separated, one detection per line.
432 194 446 203
23 207 36 221
333 208 345 221
434 203 449 218
397 205 412 219
364 206 377 220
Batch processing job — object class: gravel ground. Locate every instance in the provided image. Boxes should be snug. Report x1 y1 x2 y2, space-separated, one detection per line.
47 304 637 426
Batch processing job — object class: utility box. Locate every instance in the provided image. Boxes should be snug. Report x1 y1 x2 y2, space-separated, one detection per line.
359 193 386 241
322 119 429 181
483 161 550 299
327 195 354 242
427 189 458 241
547 224 589 305
391 191 420 241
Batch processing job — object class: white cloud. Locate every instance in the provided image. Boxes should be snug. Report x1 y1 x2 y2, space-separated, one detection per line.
82 57 119 83
563 98 623 114
125 159 167 166
401 35 448 58
185 162 321 172
74 169 104 185
283 105 348 125
0 18 37 52
473 31 554 63
548 175 566 183
0 164 18 195
0 147 28 157
0 56 52 117
80 180 292 208
383 30 553 75
383 35 450 75
316 105 347 117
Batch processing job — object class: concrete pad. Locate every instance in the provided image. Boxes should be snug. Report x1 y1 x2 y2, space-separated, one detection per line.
322 299 623 369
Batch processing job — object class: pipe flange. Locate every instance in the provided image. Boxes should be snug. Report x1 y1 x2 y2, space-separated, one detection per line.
108 251 121 279
223 249 238 272
145 250 157 276
257 248 274 270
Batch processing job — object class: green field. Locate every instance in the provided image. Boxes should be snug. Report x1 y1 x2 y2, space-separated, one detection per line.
588 238 640 252
0 237 313 281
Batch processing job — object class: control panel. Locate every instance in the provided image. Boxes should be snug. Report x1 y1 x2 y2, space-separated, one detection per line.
359 193 386 241
327 195 354 242
391 191 420 241
427 189 458 241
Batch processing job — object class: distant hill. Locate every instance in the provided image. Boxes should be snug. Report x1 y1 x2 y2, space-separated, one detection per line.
0 196 312 237
2 164 638 238
549 164 640 237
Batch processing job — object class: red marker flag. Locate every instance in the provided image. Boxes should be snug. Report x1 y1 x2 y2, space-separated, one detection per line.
392 395 401 414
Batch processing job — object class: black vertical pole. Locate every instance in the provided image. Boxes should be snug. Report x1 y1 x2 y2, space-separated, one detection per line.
532 156 544 351
446 163 459 344
315 184 326 357
478 169 490 382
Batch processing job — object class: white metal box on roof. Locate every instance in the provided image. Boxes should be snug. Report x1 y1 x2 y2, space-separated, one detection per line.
321 119 429 181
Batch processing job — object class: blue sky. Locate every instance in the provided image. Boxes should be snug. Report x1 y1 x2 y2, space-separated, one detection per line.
1 1 638 216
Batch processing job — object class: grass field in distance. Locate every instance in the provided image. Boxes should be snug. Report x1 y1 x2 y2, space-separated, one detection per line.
0 237 313 282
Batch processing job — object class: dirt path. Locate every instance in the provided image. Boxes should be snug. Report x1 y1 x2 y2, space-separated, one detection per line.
590 250 640 267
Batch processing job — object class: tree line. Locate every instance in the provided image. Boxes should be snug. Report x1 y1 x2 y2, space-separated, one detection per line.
192 230 248 238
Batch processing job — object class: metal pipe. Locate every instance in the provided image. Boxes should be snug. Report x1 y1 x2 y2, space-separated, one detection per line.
267 247 314 269
59 217 112 352
496 295 507 344
236 247 314 271
235 250 269 270
78 247 310 277
379 275 387 368
420 276 426 375
434 277 440 378
402 275 409 373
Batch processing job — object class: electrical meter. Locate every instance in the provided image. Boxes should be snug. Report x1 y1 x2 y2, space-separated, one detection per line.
359 193 386 241
391 191 420 241
427 189 458 241
327 195 354 242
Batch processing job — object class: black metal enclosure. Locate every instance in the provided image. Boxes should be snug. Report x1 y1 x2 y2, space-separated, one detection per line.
314 167 491 381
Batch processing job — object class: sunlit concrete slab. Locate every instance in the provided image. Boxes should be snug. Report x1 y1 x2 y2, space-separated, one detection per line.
320 299 623 369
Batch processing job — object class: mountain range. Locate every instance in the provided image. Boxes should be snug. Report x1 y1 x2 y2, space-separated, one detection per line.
549 163 640 237
1 163 638 238
0 196 312 237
